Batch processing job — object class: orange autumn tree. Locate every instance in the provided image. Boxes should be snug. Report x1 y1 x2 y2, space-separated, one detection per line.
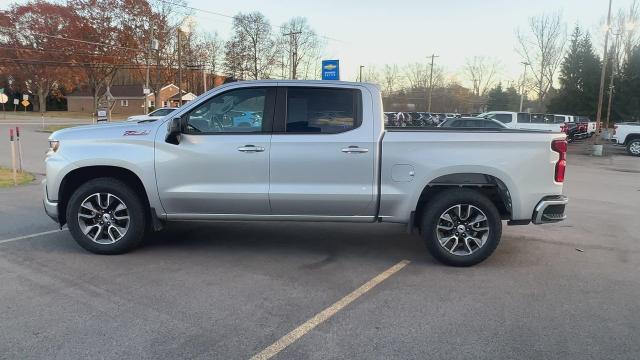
0 1 84 112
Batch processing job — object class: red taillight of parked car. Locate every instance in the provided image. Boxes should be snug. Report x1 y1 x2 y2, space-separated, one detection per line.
552 139 567 183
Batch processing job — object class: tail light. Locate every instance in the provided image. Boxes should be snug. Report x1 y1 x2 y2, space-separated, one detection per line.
560 124 567 133
552 139 567 183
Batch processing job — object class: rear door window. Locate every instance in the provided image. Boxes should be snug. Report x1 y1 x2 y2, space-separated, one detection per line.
493 114 513 123
285 88 361 134
517 112 530 123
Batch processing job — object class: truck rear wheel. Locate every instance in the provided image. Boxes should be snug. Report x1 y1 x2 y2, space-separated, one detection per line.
627 139 640 156
66 178 146 254
420 189 502 267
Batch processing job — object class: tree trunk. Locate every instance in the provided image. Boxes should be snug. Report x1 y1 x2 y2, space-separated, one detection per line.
37 87 47 113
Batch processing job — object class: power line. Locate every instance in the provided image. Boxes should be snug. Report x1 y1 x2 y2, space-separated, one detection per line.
0 57 162 68
156 0 345 43
0 46 138 59
0 26 145 51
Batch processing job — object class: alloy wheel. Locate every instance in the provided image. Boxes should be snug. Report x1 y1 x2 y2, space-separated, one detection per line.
77 193 130 244
436 204 490 256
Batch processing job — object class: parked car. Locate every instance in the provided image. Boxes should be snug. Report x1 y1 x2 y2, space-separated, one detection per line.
612 122 640 156
127 107 178 122
479 111 564 132
43 80 568 267
561 122 588 142
438 117 507 129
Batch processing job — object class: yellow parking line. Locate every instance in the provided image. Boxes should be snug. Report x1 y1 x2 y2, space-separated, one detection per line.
250 259 411 360
0 229 67 245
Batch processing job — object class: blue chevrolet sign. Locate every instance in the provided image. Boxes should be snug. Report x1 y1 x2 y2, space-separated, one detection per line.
321 60 340 80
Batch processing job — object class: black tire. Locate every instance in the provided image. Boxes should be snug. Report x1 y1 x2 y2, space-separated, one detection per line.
626 139 640 156
420 188 502 267
66 177 146 254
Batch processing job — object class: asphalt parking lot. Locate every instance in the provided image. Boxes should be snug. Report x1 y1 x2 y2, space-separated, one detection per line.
1 124 639 359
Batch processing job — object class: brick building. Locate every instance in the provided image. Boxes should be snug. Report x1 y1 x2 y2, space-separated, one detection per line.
67 85 145 115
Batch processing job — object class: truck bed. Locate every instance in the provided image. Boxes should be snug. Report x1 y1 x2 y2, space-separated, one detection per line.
378 129 565 223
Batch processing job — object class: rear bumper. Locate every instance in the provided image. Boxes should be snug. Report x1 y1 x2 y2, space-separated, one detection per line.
42 179 59 223
532 195 568 224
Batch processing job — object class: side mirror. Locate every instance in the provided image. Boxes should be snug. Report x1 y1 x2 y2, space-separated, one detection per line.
165 117 185 145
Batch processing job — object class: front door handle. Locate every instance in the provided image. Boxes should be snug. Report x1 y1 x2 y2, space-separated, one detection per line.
341 146 369 154
237 145 265 153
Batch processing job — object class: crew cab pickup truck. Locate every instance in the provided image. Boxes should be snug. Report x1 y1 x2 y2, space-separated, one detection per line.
43 81 568 266
612 122 640 156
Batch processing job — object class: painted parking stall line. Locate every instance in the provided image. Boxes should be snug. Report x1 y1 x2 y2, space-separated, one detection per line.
0 229 67 245
250 259 411 360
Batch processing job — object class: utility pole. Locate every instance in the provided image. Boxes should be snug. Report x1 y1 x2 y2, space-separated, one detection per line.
605 31 621 131
145 26 154 114
202 65 207 94
519 62 530 112
359 65 364 82
427 54 439 112
177 29 182 107
283 31 302 79
595 0 613 140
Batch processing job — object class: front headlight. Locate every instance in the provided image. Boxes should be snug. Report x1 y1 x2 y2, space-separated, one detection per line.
48 140 60 152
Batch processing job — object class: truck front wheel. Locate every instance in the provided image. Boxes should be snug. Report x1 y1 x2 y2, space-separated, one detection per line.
627 139 640 156
420 189 502 267
66 178 146 254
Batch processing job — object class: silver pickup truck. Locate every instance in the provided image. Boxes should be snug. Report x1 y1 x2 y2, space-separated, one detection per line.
44 80 568 266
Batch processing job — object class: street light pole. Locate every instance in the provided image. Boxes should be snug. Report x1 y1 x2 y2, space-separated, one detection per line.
595 0 613 140
427 54 439 112
519 62 530 112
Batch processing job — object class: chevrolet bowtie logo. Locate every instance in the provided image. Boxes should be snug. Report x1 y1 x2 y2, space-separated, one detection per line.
323 64 337 71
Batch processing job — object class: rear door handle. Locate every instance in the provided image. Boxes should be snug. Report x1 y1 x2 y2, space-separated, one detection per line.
237 145 265 153
341 146 369 154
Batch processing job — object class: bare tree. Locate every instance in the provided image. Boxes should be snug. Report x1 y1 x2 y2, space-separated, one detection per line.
278 17 323 80
225 12 276 80
516 12 567 111
464 56 500 96
382 64 402 96
613 0 639 67
360 65 380 84
404 62 428 89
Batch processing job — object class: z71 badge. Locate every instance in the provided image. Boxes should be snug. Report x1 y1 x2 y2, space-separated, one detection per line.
123 130 151 136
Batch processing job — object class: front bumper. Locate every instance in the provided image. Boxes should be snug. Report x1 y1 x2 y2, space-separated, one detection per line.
42 179 59 223
532 195 568 224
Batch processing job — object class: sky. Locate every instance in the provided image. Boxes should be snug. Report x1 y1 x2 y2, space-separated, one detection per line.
186 0 624 84
1 0 633 85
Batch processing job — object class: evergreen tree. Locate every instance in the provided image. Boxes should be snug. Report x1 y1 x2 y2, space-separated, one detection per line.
548 26 582 114
579 33 602 118
486 83 520 111
548 26 601 118
617 45 640 121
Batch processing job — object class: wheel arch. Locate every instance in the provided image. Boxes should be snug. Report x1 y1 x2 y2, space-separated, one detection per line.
57 165 152 227
625 133 640 145
412 172 514 231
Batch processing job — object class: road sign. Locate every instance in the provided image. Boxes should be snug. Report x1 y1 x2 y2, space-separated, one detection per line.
22 94 28 101
321 60 340 80
21 99 30 107
0 88 4 94
0 94 7 104
13 98 19 105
